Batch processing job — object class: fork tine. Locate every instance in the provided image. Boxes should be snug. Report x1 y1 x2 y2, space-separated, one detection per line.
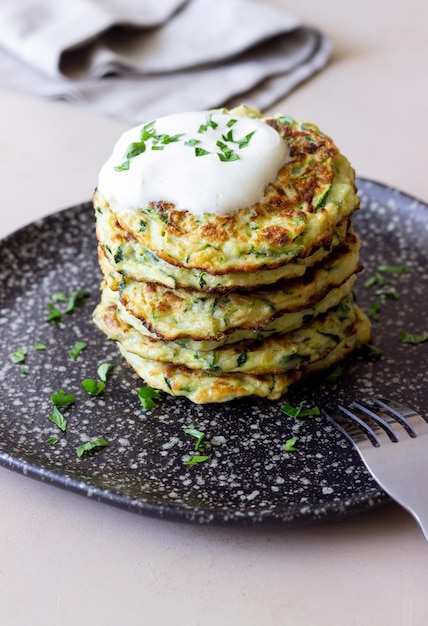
335 404 381 446
351 400 400 442
374 398 428 437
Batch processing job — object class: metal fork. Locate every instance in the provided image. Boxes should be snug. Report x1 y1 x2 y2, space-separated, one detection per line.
326 397 428 541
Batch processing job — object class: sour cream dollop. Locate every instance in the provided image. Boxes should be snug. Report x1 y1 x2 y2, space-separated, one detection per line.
98 111 290 216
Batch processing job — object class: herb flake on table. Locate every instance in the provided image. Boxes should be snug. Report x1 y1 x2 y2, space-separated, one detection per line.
51 390 76 408
284 437 298 452
184 428 206 451
280 401 320 418
97 363 114 382
76 436 109 458
185 454 210 466
10 347 27 364
45 437 59 445
82 379 105 396
138 385 161 409
69 341 87 360
46 405 68 432
398 330 428 345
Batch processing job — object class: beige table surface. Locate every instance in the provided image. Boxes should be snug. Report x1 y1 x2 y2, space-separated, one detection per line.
1 1 428 624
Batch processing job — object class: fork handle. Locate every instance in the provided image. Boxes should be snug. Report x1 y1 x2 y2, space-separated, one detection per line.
358 445 428 542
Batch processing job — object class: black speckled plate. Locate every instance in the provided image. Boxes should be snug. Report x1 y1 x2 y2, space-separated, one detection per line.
0 178 427 526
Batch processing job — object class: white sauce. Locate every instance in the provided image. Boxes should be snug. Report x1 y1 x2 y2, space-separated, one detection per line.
98 111 290 216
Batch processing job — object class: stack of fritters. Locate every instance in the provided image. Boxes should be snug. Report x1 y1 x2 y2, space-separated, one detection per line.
93 111 371 403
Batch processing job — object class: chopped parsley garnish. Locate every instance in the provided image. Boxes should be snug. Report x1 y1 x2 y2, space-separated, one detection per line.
82 379 105 396
63 289 90 314
198 113 218 133
284 437 298 452
51 390 76 408
21 367 30 375
47 390 75 432
46 289 89 323
76 436 109 458
114 114 258 170
364 263 411 321
46 405 68 432
377 265 412 274
363 343 383 360
138 385 161 409
324 364 344 382
45 437 59 445
185 454 210 466
10 347 27 364
216 140 239 162
45 303 63 323
34 342 46 351
194 147 211 157
185 139 200 147
367 301 381 321
69 341 87 360
184 428 205 451
398 330 428 345
280 401 320 418
97 362 114 382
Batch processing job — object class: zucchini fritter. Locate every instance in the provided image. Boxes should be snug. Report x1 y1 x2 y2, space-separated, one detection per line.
93 106 370 403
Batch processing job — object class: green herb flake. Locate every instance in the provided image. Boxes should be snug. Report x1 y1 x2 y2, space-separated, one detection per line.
21 366 30 375
227 118 238 128
50 390 76 408
198 113 218 133
126 141 146 159
76 436 109 458
138 385 161 409
69 341 87 360
184 428 205 451
280 401 320 418
64 289 90 314
82 379 105 396
284 437 298 452
185 139 200 147
47 405 68 432
236 130 256 149
45 303 62 323
45 437 59 445
140 121 156 141
97 362 114 382
194 147 211 157
10 347 27 364
363 343 383 360
324 364 344 382
216 140 240 162
378 265 412 274
52 293 68 303
114 160 130 172
376 286 399 301
34 342 46 351
368 301 381 321
185 454 210 466
398 330 428 345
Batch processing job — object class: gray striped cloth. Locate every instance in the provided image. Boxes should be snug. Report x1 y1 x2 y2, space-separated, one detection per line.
0 0 332 123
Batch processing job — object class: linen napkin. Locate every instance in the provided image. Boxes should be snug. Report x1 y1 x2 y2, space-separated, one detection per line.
0 0 332 124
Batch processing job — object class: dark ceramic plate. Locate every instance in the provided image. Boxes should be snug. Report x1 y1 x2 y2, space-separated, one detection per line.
0 178 427 526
